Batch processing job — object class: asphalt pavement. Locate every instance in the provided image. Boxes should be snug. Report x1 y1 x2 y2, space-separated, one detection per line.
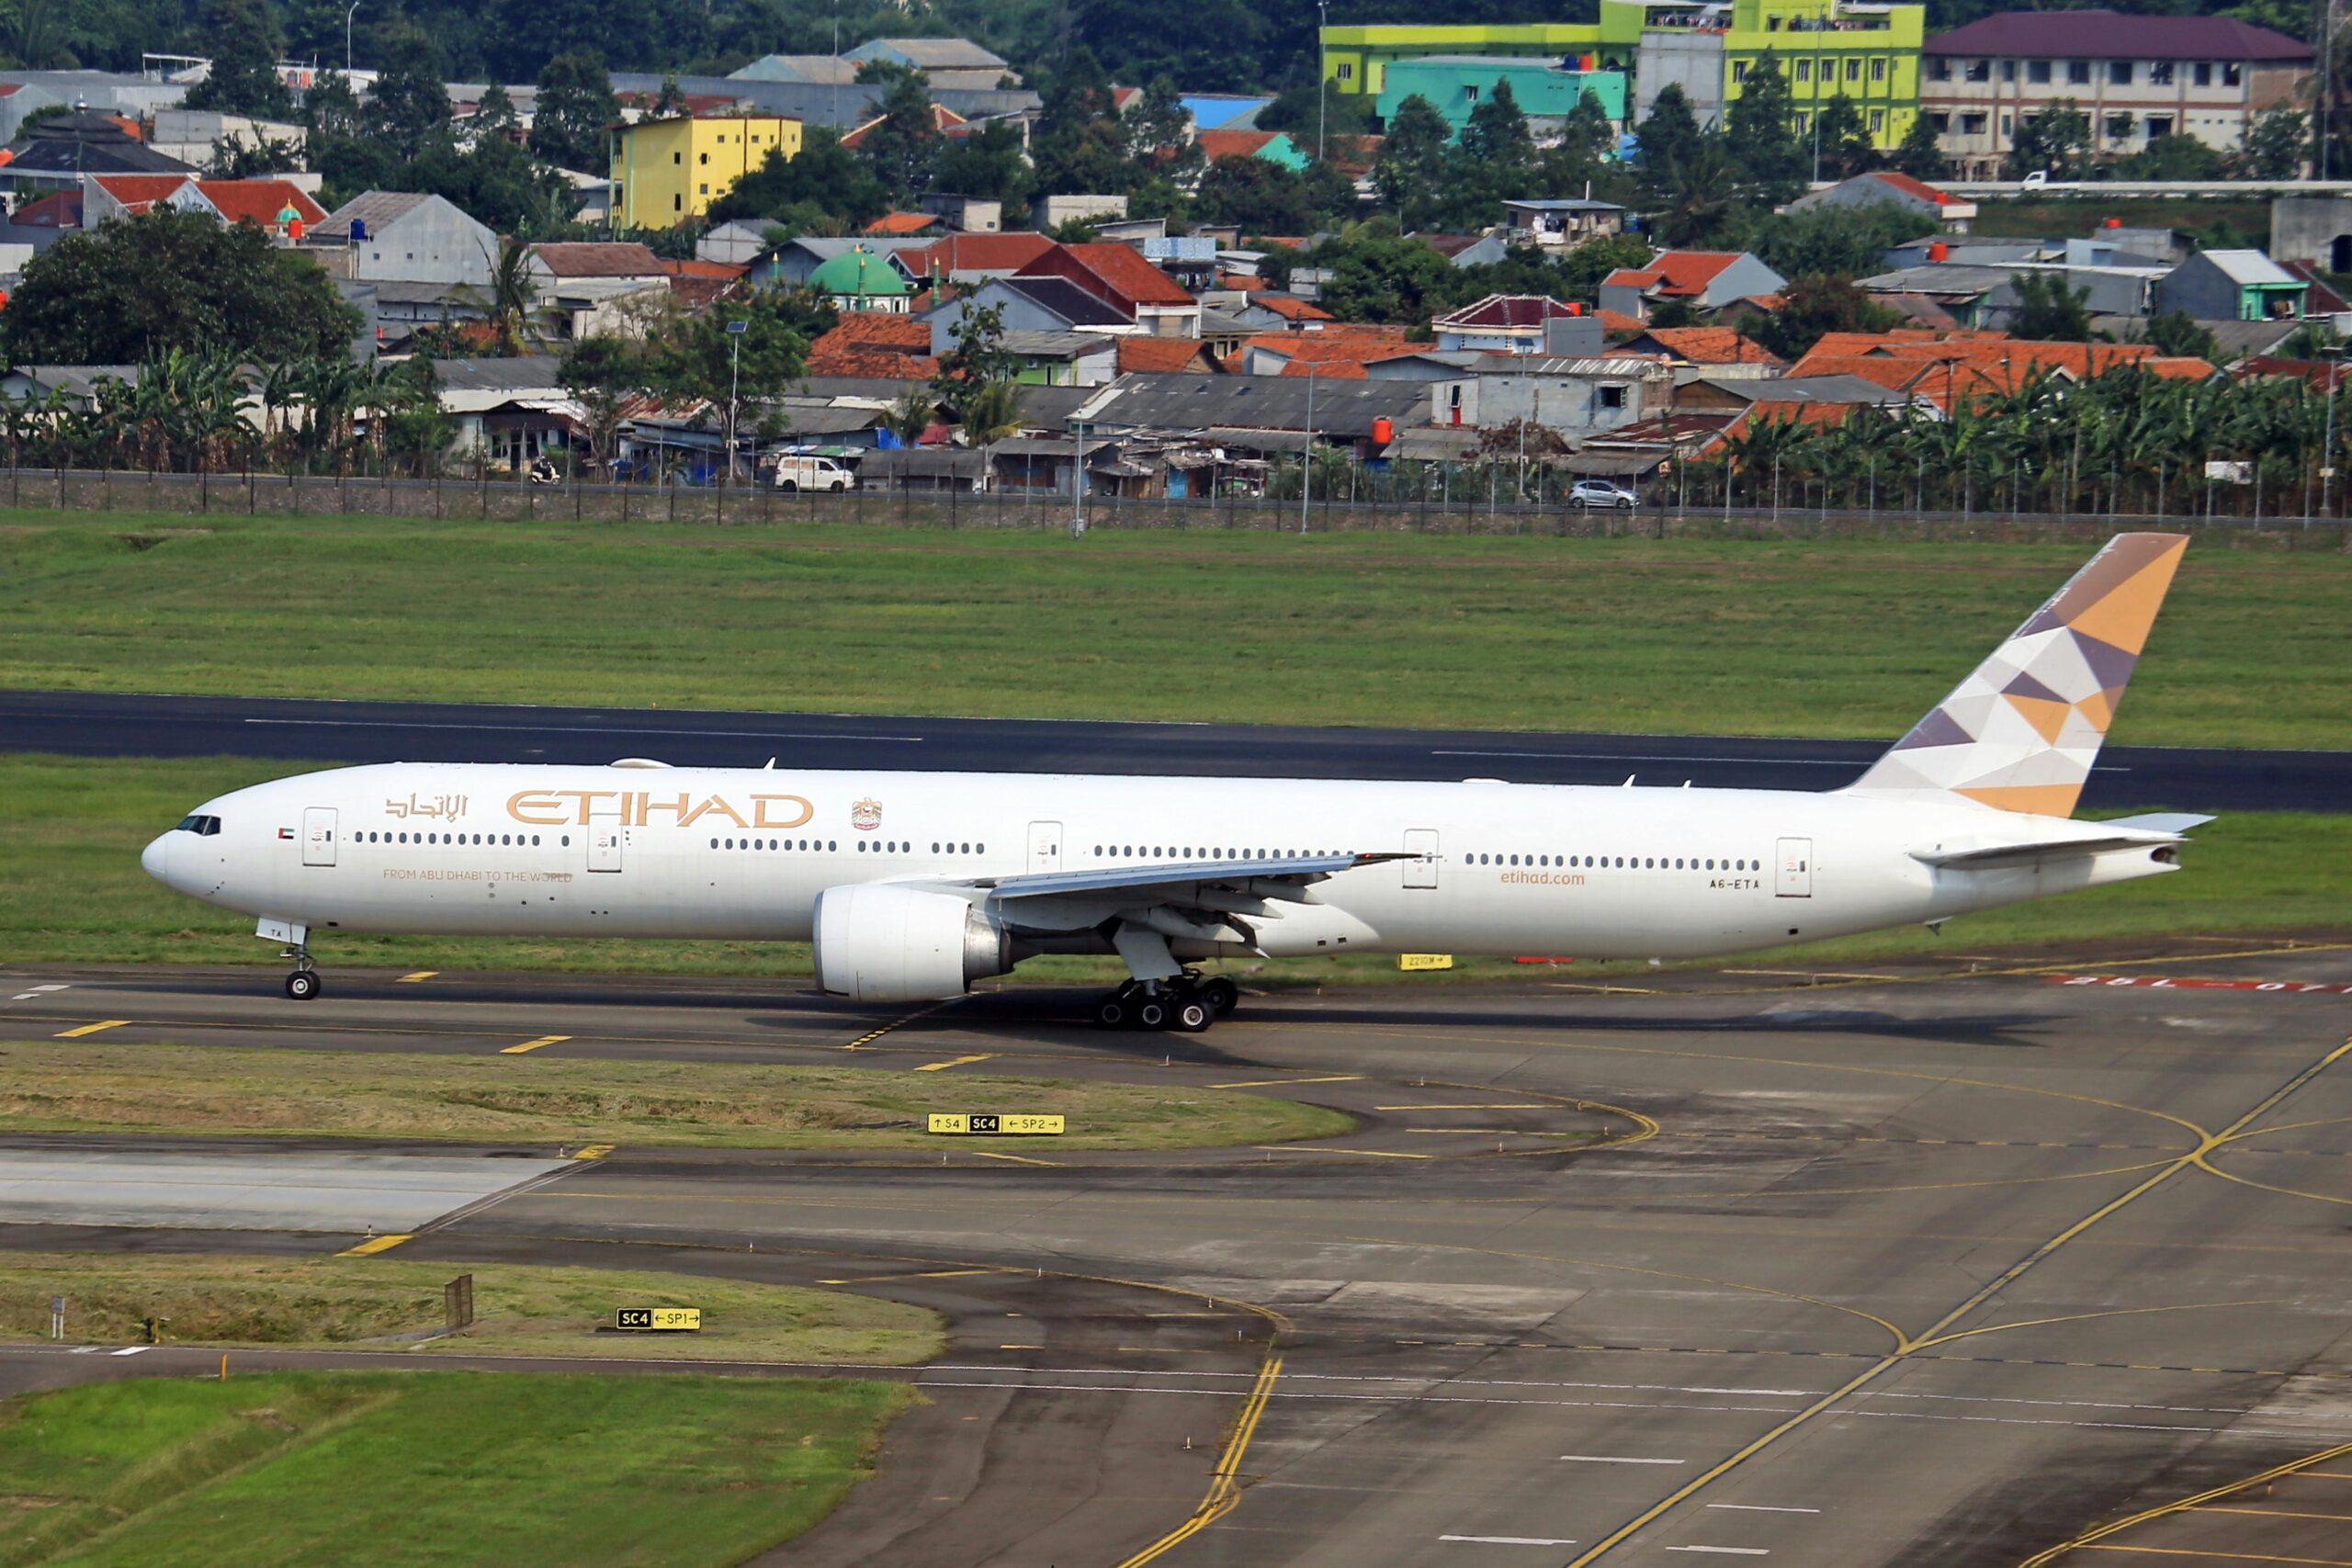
2 689 2343 810
6 944 2352 1565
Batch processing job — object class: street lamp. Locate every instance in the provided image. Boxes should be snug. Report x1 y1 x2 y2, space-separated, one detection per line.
345 0 361 73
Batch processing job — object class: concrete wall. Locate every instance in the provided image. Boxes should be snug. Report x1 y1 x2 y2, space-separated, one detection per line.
2274 196 2352 272
349 197 498 287
1636 31 1726 129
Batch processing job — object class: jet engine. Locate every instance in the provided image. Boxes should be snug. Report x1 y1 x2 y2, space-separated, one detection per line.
812 885 1014 1002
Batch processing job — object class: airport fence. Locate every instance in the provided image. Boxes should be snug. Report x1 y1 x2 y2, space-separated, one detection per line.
10 465 2352 547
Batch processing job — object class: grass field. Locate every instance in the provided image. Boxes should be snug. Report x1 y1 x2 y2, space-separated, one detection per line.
0 1040 1350 1149
1964 196 2273 248
2 753 2344 983
0 1253 942 1361
3 513 2346 745
0 1371 911 1567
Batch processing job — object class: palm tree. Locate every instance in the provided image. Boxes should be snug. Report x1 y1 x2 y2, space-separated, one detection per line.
454 242 551 357
882 386 934 446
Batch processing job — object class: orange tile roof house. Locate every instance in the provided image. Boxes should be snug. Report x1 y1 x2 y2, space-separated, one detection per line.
1018 242 1201 336
1237 325 1425 378
1613 327 1786 379
84 175 324 237
1598 251 1788 323
805 311 938 378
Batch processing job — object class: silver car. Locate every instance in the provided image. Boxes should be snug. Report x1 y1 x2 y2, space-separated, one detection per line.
1568 479 1638 509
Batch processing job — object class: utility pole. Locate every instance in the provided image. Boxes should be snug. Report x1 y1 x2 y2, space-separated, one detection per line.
725 319 746 483
345 0 361 73
2324 348 2346 520
2325 0 2337 182
1317 0 1331 163
1299 365 1320 533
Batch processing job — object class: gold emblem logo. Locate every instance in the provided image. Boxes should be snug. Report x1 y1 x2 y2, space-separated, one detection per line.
851 797 883 831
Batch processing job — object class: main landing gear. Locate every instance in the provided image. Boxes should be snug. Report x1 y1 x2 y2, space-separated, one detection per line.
1092 974 1238 1032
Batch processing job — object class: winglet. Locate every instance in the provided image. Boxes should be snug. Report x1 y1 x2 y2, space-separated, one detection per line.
1843 533 2188 818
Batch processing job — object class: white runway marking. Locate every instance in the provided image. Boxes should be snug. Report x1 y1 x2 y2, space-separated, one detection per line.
1560 1454 1686 1465
1707 1505 1821 1515
108 1346 149 1357
1438 1536 1577 1547
1667 1548 1770 1557
243 717 925 742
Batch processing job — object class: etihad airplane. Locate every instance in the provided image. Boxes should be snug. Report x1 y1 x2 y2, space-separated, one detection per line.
144 533 2206 1033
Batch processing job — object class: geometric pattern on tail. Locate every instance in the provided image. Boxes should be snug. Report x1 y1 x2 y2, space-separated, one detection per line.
1845 533 2188 818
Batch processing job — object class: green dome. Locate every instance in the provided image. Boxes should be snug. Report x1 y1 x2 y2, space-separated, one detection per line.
808 247 910 296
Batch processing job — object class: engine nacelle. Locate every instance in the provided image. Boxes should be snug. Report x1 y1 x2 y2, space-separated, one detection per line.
812 885 1013 1002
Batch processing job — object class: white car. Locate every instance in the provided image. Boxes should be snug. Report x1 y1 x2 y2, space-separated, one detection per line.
769 454 854 492
1568 479 1638 509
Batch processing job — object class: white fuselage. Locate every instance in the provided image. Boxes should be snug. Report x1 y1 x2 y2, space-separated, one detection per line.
143 761 2177 964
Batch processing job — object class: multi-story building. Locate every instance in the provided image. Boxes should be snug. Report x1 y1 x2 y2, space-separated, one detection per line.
1920 11 2312 178
1375 57 1629 141
610 113 803 230
1327 0 1924 151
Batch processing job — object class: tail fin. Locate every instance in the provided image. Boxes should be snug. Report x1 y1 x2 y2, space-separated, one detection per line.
1844 533 2188 818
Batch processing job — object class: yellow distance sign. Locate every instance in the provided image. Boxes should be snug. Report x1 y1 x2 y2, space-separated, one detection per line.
1398 953 1454 972
927 1113 1067 1136
614 1307 702 1332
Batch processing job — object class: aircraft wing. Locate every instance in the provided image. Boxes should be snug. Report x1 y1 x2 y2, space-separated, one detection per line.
967 851 1413 903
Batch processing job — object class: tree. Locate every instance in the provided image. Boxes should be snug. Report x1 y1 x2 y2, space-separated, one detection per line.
1124 75 1195 174
1373 94 1451 231
2 208 359 365
452 241 550 355
1654 135 1748 249
1557 88 1617 172
932 119 1035 208
1032 47 1127 196
860 69 940 202
472 82 519 132
1311 232 1455 323
1741 275 1900 358
531 52 619 174
2004 98 2092 181
650 73 689 118
2141 310 2222 362
1634 83 1703 197
641 286 827 468
1459 76 1535 181
2118 132 2226 180
1194 154 1314 235
182 0 291 119
1752 204 1935 279
559 333 647 474
1810 94 1874 180
1890 109 1950 181
1725 56 1806 201
2007 270 2096 341
2240 105 2309 179
930 300 1023 421
368 48 453 159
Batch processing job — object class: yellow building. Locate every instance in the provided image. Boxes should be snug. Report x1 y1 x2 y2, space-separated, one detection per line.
611 114 802 230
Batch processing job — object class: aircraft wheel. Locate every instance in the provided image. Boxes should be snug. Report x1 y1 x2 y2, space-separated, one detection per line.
1093 993 1134 1029
284 970 320 1001
1198 977 1239 1016
1136 996 1171 1031
1171 997 1214 1032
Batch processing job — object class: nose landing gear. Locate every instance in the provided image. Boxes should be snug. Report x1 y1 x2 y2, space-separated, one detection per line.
281 945 320 1001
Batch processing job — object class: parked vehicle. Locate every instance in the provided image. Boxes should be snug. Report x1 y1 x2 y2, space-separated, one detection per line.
1568 479 1638 510
770 454 854 493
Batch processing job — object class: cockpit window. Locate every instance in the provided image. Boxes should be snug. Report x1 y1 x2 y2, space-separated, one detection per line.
174 815 221 836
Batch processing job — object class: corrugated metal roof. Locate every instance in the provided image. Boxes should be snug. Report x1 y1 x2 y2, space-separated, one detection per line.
1924 8 2311 61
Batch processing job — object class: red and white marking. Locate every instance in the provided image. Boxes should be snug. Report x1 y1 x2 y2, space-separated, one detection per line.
2050 975 2352 995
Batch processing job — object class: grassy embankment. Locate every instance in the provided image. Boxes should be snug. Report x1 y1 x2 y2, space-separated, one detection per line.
0 1371 913 1567
2 514 2346 744
0 1035 1353 1148
0 1253 943 1361
2 751 2344 984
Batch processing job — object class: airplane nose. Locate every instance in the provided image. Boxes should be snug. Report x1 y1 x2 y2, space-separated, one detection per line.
141 833 174 886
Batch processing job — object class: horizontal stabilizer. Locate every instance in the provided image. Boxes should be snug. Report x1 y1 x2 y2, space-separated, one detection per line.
1912 823 2199 871
2100 812 2216 834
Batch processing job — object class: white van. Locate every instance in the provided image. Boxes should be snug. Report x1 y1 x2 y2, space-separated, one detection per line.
769 455 854 492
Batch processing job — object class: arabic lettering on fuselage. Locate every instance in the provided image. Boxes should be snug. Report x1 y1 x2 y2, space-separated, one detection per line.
385 794 470 820
504 789 816 830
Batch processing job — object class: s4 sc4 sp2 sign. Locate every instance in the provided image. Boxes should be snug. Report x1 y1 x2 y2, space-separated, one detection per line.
927 1113 1067 1135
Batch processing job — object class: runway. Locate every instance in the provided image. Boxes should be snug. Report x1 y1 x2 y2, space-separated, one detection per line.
6 945 2352 1565
4 688 2343 809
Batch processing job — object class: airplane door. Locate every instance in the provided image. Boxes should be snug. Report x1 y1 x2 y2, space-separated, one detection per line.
1776 837 1813 898
301 807 337 867
1027 820 1063 874
1404 829 1439 889
587 804 624 873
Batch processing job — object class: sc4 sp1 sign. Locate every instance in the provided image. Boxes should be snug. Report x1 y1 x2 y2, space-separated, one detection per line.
615 1307 702 1331
927 1113 1067 1135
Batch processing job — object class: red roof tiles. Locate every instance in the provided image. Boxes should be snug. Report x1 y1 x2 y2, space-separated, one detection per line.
908 232 1057 277
198 178 326 228
1196 130 1277 162
1118 336 1217 373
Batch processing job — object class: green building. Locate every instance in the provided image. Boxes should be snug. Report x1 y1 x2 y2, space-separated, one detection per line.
1375 58 1629 141
1327 0 1923 151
